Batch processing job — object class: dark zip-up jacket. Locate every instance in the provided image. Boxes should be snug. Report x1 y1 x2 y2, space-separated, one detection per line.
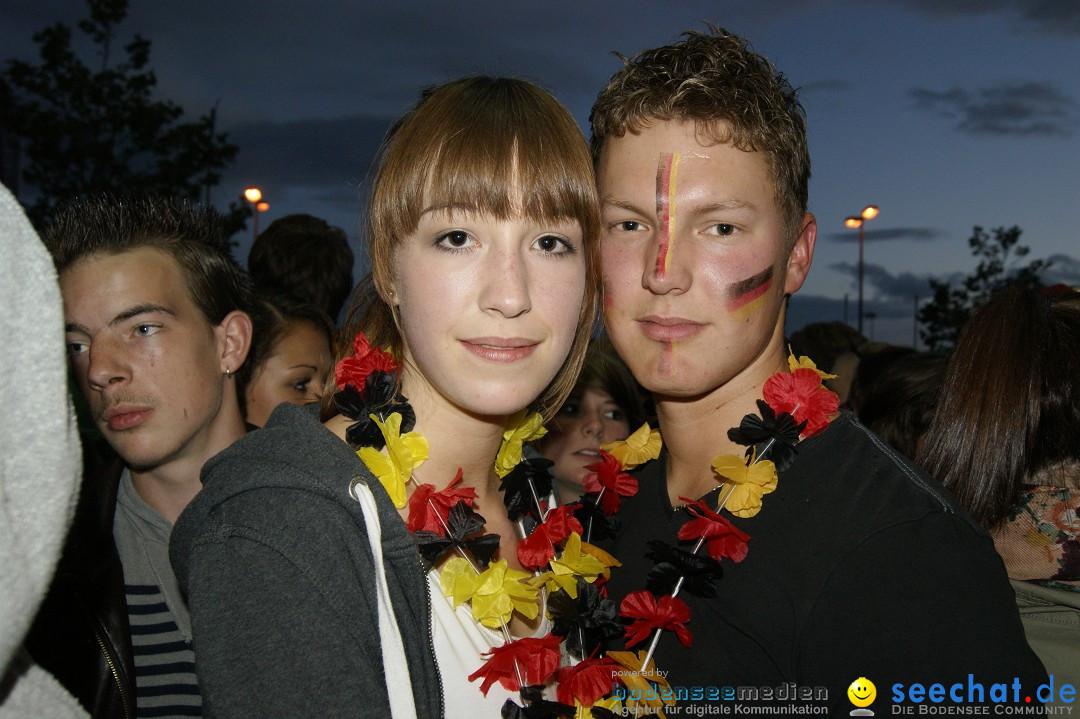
170 403 443 718
26 461 137 719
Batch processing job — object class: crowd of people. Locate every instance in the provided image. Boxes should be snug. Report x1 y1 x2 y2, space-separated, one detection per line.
2 24 1072 719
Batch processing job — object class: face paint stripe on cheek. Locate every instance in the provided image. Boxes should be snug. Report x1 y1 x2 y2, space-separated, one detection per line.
654 153 680 279
726 266 775 321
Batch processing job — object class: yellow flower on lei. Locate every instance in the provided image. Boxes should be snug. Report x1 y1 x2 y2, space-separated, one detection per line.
357 412 428 509
787 345 837 380
531 533 608 598
601 422 661 469
439 557 539 628
711 450 777 518
579 541 621 581
494 409 548 478
574 696 623 718
607 650 675 718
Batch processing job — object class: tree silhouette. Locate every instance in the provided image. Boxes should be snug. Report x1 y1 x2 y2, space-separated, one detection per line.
0 0 247 234
917 225 1049 350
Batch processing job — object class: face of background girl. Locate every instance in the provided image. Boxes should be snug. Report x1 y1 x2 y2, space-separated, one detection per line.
539 387 631 492
245 320 332 427
391 199 587 422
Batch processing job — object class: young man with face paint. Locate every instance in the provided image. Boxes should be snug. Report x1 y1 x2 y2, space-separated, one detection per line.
591 28 1047 713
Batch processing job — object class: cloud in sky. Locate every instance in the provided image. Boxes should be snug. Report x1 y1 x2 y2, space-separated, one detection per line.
828 227 942 242
829 262 936 300
909 81 1077 137
1042 253 1080 287
874 0 1080 35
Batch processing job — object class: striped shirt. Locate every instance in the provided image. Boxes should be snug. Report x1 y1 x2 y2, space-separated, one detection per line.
115 470 202 717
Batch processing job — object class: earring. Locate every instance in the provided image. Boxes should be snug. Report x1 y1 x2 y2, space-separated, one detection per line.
224 368 233 378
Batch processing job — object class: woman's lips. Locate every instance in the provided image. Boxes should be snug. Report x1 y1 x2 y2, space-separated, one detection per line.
638 316 705 341
460 337 540 363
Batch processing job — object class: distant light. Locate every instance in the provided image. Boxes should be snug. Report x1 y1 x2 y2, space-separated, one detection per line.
844 216 863 228
244 187 262 203
255 201 269 212
861 205 880 220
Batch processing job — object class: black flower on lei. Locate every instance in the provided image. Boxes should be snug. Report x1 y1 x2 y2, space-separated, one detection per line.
500 458 555 522
412 502 500 567
645 540 725 598
574 492 621 543
547 579 622 660
727 399 804 471
334 370 415 450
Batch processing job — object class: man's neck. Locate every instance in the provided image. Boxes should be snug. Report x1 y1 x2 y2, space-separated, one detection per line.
129 402 247 524
656 335 788 505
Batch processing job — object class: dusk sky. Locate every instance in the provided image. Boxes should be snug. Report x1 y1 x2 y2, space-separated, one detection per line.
3 0 1078 346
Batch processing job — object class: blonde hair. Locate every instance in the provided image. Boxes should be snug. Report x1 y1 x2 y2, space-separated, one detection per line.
323 77 600 421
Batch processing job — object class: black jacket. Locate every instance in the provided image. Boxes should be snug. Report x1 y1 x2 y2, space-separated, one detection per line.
26 461 137 719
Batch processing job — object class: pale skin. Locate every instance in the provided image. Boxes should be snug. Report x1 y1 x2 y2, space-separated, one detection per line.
325 199 587 635
61 248 252 522
598 120 816 505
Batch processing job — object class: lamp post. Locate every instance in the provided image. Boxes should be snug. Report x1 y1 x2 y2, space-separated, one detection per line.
244 187 269 240
844 204 879 335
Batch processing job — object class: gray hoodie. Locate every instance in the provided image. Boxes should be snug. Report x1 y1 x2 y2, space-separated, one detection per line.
170 403 442 718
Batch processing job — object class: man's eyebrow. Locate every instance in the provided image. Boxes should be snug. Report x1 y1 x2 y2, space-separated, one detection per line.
111 304 177 327
64 304 177 335
688 199 756 214
601 198 650 215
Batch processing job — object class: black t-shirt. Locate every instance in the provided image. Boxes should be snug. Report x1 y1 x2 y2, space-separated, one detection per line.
602 413 1048 714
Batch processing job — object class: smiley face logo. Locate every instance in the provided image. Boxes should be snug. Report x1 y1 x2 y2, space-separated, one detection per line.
848 677 876 708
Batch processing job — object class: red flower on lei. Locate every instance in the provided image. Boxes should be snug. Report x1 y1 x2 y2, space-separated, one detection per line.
620 590 693 649
517 504 583 570
334 332 399 393
468 634 562 695
583 450 639 514
678 497 751 563
405 470 477 534
554 656 623 707
762 367 838 438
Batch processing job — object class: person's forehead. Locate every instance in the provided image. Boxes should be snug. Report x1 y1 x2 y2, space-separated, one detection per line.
598 120 770 186
60 246 200 322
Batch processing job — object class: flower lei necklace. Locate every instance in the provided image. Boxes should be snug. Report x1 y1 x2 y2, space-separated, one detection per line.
334 332 837 718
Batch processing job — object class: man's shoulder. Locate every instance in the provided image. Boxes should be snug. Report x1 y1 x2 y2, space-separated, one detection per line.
791 413 969 525
172 403 375 565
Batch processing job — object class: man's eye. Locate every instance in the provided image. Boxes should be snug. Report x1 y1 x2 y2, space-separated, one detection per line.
134 324 159 337
711 223 735 236
617 221 642 232
66 341 88 356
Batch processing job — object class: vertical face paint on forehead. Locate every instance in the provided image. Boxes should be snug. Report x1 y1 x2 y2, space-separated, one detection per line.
654 153 681 280
726 266 775 321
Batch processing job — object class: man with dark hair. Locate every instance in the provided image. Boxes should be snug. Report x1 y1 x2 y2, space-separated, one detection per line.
591 28 1046 714
26 196 253 717
248 213 354 322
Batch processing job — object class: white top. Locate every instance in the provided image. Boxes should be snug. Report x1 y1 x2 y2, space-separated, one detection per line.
428 567 553 713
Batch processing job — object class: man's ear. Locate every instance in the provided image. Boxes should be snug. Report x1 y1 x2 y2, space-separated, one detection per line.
216 310 254 374
783 213 817 295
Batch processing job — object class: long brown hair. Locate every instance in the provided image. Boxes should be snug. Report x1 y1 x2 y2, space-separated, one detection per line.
918 286 1080 528
322 77 600 421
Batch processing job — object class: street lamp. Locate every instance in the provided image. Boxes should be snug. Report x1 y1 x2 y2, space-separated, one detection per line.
244 186 269 240
844 204 879 335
